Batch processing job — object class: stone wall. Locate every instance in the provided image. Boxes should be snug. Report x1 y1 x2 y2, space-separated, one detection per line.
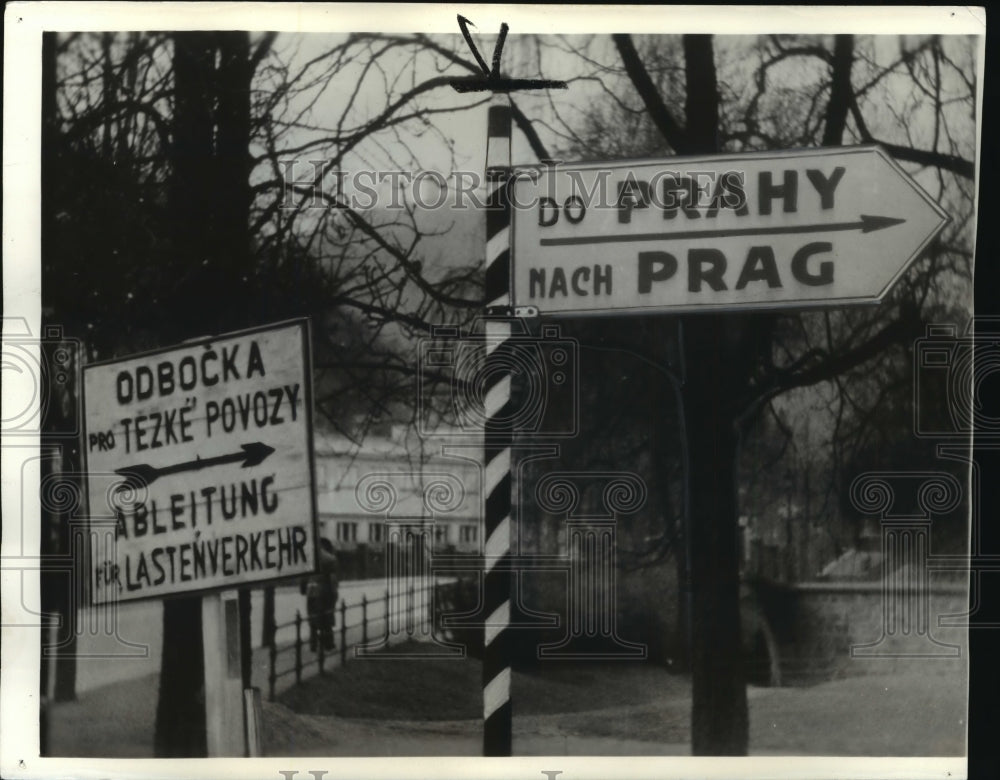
753 580 968 684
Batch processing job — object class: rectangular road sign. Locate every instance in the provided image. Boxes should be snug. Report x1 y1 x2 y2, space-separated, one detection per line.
510 145 949 316
82 319 317 603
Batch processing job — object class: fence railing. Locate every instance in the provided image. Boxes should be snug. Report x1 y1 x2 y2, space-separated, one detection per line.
266 578 454 700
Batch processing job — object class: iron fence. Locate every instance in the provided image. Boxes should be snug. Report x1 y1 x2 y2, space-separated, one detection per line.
266 578 460 700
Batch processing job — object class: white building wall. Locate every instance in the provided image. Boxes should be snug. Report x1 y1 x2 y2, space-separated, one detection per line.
312 432 482 554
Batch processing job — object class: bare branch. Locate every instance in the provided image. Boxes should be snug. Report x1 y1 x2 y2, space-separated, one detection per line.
821 35 853 146
612 34 687 153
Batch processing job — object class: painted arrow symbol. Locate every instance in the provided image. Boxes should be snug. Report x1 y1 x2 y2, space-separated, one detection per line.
114 442 275 489
539 214 907 247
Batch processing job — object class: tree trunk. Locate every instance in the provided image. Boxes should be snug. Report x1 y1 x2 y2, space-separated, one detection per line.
41 32 80 723
683 315 750 755
154 30 256 755
155 600 207 757
215 31 256 691
167 31 218 337
50 432 81 705
154 31 218 758
40 43 60 741
679 34 750 755
646 316 691 671
262 586 276 648
214 31 252 291
822 35 855 147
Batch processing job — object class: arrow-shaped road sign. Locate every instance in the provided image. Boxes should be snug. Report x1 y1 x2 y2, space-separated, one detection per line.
511 145 950 315
115 442 275 489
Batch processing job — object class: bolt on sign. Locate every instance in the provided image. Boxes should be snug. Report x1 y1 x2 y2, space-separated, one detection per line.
510 145 949 316
82 319 317 604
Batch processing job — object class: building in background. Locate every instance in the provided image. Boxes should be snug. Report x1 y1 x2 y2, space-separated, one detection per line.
313 426 482 578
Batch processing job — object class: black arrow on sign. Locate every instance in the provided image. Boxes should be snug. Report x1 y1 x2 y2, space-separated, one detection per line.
539 214 907 247
114 442 275 489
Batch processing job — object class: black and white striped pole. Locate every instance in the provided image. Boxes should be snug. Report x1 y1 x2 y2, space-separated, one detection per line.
482 93 514 755
449 16 566 756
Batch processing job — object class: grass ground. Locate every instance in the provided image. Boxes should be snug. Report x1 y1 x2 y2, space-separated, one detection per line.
276 641 687 720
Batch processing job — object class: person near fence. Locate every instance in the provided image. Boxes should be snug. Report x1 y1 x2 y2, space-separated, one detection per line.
300 537 339 652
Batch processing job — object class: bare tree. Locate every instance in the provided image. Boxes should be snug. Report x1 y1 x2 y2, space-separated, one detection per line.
43 29 494 755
